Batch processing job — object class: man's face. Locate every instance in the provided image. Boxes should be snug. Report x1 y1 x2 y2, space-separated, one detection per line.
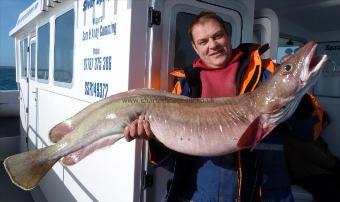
191 19 232 69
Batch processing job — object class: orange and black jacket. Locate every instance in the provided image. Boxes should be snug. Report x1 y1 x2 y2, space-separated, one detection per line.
286 93 326 140
284 93 333 182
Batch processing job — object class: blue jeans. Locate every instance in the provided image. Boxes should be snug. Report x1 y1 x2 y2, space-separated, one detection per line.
163 154 238 202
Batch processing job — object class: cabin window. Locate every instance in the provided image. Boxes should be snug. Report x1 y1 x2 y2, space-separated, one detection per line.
37 23 50 81
21 38 28 78
174 12 232 69
30 43 36 79
54 9 74 83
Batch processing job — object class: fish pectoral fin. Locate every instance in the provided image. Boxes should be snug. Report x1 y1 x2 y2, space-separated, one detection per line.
237 116 264 149
49 120 75 143
62 134 123 166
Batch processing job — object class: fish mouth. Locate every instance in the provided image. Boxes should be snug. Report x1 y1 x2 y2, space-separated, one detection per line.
301 42 328 83
309 55 328 75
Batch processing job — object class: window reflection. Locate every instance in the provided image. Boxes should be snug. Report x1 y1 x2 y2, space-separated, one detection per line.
54 9 74 83
37 23 50 80
30 42 36 79
21 38 28 78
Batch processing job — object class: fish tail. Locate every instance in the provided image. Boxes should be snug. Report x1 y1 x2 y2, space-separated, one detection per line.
3 147 58 190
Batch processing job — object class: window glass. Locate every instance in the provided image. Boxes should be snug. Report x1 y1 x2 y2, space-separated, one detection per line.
277 37 304 63
30 42 36 79
54 9 74 83
37 23 50 80
21 38 28 78
278 37 304 47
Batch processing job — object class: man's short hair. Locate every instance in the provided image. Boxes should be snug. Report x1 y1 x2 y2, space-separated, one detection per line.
188 11 229 43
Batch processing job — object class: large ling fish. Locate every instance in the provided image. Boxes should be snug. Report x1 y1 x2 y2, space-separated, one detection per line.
4 41 327 190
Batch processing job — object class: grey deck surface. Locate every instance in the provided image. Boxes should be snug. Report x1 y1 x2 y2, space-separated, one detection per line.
0 117 20 138
0 161 34 202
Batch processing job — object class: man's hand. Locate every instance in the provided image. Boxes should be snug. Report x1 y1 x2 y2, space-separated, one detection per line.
124 115 153 142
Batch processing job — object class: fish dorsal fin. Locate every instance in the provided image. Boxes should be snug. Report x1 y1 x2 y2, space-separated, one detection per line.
237 116 276 150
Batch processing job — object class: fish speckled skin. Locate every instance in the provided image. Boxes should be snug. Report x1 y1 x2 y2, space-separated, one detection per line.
3 41 328 190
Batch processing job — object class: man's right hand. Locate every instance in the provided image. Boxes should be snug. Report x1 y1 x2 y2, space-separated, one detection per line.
124 115 154 142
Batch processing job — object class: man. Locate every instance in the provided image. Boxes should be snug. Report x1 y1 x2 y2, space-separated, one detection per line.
125 12 296 201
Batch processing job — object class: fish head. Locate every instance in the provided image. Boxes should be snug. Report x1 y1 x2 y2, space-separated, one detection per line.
258 41 328 125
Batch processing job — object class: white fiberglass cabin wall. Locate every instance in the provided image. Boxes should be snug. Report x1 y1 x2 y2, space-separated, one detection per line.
10 0 254 201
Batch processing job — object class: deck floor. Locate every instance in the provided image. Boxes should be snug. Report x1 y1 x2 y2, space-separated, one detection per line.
0 161 34 202
0 117 20 138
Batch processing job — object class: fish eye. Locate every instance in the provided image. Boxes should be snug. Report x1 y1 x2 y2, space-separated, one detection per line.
283 64 292 72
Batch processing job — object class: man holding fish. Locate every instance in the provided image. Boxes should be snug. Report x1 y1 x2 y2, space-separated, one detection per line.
4 10 327 200
124 12 319 201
